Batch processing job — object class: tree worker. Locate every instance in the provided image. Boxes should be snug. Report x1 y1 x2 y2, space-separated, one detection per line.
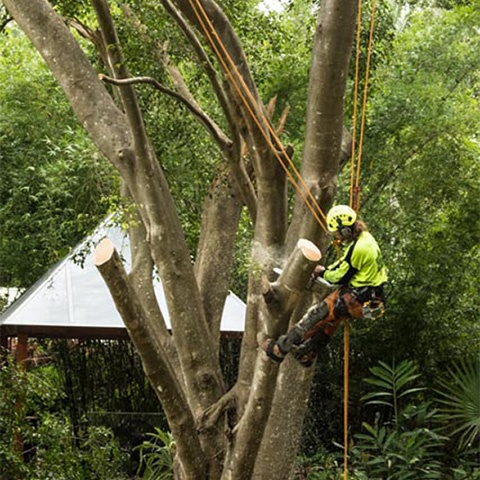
263 205 388 367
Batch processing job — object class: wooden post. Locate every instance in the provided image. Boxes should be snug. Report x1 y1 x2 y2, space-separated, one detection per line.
14 333 29 456
0 327 8 362
15 333 29 366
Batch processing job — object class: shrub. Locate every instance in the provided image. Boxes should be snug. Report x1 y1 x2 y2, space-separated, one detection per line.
0 354 128 480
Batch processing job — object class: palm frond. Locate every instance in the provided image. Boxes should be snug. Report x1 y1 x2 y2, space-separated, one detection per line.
434 357 480 451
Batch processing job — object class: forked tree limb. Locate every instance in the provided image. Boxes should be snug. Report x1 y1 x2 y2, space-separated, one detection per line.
222 239 321 480
158 0 237 137
197 384 237 433
118 3 258 220
255 0 359 473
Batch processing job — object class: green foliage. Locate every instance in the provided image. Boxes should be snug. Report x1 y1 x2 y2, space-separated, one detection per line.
361 359 425 427
295 356 480 479
0 354 127 480
135 427 175 480
291 449 347 479
434 357 480 451
30 414 85 480
352 406 446 479
342 3 480 378
0 27 117 288
79 425 128 479
350 360 444 478
0 356 30 480
345 359 480 479
97 2 225 254
298 359 480 479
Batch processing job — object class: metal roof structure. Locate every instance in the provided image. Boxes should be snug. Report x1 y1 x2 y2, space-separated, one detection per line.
0 218 246 343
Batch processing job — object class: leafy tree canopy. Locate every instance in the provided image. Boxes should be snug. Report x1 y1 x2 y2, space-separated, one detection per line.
0 28 117 287
345 3 480 368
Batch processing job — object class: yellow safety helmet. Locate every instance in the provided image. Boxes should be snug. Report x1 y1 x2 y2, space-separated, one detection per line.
326 205 357 232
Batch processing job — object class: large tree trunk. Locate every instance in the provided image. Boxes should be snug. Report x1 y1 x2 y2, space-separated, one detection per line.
3 0 357 478
255 1 359 477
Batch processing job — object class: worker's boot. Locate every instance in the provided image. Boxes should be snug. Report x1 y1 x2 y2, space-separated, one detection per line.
291 329 331 368
263 327 302 363
262 291 339 364
276 327 303 354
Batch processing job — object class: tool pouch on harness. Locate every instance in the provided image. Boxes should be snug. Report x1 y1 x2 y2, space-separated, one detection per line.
352 285 386 320
362 300 385 320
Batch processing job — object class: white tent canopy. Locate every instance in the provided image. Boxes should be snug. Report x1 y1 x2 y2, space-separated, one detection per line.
0 218 246 341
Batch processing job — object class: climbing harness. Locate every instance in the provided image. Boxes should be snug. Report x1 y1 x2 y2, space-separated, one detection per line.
362 300 385 320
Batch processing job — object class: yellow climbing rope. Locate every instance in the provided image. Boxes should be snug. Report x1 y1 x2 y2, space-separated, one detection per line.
345 0 377 478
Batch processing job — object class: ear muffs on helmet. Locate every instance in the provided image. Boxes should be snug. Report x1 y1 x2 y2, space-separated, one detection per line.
336 218 353 239
339 225 353 239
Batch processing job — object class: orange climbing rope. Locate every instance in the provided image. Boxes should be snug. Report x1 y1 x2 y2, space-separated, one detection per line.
350 0 377 214
187 0 329 231
344 319 350 479
349 0 363 212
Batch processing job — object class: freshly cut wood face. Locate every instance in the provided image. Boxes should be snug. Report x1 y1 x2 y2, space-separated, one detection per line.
297 238 322 262
94 237 115 266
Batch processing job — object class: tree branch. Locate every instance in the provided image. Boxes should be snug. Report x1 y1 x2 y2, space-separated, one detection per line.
91 0 151 161
194 164 244 348
198 384 237 433
118 3 258 218
94 238 206 478
99 73 232 151
262 239 321 327
159 0 239 142
67 17 106 61
256 0 359 476
224 239 320 479
172 0 277 179
120 191 182 376
286 0 358 249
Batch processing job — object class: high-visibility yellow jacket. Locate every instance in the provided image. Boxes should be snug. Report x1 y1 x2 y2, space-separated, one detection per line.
322 231 388 287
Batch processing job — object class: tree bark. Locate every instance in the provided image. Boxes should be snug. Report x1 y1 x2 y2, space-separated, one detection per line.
94 238 206 478
287 0 358 248
3 0 359 477
194 163 244 348
222 240 320 480
3 1 227 476
256 1 359 477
